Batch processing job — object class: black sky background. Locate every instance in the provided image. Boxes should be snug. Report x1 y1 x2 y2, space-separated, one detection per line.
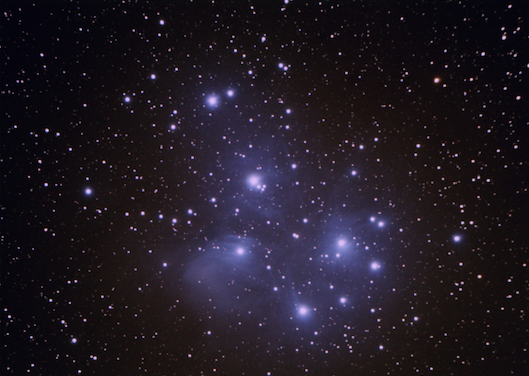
2 1 528 375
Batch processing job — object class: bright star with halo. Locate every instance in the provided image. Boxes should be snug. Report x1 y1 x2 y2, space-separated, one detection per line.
206 95 218 107
298 306 309 316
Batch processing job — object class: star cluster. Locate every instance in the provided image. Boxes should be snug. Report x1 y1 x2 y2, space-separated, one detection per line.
2 1 528 375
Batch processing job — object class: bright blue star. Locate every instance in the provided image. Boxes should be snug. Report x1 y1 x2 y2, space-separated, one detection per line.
298 306 309 316
206 95 219 107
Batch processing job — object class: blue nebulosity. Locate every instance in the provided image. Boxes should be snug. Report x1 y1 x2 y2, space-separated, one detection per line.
1 1 527 375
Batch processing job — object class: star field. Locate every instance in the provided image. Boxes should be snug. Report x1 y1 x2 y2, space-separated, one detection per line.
2 1 528 375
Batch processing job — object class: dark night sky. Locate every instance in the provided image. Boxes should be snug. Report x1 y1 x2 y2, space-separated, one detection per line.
2 1 528 375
